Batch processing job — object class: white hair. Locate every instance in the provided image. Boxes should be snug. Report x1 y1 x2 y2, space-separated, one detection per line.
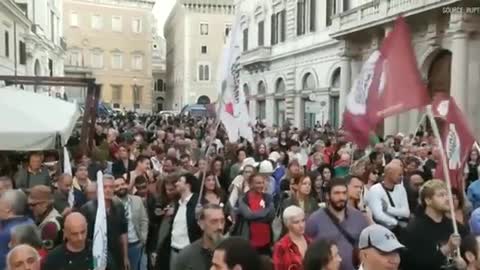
6 244 39 270
282 205 305 226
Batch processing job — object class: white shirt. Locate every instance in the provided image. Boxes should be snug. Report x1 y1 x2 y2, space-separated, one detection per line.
365 182 410 228
171 193 193 249
122 196 140 244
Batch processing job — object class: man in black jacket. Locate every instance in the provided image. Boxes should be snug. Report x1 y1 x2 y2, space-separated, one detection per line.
168 173 201 269
401 179 468 270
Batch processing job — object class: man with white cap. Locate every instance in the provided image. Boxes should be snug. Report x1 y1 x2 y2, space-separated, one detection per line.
358 224 404 270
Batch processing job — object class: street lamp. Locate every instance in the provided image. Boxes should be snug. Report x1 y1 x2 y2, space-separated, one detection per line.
133 77 138 112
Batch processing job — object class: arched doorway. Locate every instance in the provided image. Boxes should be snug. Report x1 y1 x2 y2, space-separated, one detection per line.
303 72 316 90
197 95 211 105
303 72 318 128
428 49 452 97
156 97 164 112
424 49 452 133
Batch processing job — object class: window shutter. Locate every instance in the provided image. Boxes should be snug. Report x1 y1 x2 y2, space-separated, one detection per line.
280 10 286 42
296 2 301 35
310 0 316 31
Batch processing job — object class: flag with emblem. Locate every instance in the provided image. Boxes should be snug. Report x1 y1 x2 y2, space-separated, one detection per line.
218 13 253 143
93 171 107 270
431 94 475 189
343 16 429 148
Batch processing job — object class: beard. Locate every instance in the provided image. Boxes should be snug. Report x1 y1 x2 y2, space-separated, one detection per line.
329 199 347 212
208 231 225 246
115 189 128 198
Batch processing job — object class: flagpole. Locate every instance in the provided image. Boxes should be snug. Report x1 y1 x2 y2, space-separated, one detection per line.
426 105 459 237
475 142 480 153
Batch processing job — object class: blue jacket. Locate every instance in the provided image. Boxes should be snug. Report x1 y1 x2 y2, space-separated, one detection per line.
0 216 35 269
467 179 480 209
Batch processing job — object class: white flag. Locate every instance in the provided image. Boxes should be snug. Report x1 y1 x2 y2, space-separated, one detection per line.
93 171 107 270
63 147 72 176
218 12 253 143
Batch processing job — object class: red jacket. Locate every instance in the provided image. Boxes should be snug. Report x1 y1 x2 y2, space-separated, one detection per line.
272 234 310 270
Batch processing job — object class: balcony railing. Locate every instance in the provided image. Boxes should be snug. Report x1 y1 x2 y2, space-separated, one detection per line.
239 46 272 71
330 0 462 38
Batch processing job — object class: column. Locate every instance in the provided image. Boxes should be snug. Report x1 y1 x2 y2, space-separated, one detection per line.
338 56 351 125
266 96 275 127
450 30 468 114
294 95 303 128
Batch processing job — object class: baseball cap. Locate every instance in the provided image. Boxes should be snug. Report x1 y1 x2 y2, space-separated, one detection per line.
358 224 405 252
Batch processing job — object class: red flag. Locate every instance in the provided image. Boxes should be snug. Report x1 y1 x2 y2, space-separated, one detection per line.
343 16 429 148
432 94 475 189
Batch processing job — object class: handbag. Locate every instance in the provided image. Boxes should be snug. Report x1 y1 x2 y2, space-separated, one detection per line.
324 208 360 268
272 204 283 242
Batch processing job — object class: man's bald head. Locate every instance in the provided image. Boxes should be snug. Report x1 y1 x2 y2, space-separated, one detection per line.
64 212 87 251
64 212 86 229
384 161 403 185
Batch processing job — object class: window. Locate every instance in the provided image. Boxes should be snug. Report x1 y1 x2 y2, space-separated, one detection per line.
19 41 26 65
112 16 122 32
271 10 286 45
257 100 266 120
132 55 143 70
91 51 104 68
4 31 9 57
132 18 142 33
224 24 232 42
70 51 81 66
198 64 210 81
243 28 249 51
200 23 209 35
303 73 316 90
91 15 103 30
258 21 264 46
133 86 143 108
201 45 207 54
156 79 164 91
297 0 306 35
257 81 266 95
112 85 122 102
112 53 123 69
70 12 79 27
275 78 286 93
51 11 55 41
326 0 337 26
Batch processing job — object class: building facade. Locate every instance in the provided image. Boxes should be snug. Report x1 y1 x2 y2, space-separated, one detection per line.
152 33 167 112
239 0 480 138
63 0 155 112
1 0 65 88
164 0 235 111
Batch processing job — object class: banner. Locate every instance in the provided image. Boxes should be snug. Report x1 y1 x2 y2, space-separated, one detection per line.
93 171 107 270
218 12 254 143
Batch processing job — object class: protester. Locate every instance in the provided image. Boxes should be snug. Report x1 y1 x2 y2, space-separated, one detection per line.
27 185 63 250
0 176 13 194
366 161 409 233
14 152 50 190
80 175 129 270
358 224 404 270
6 244 41 270
306 179 369 270
303 239 342 270
281 175 318 218
168 173 201 269
0 189 34 269
211 237 262 270
72 164 92 192
273 206 310 270
175 204 225 270
401 179 468 270
53 173 86 215
114 177 149 270
10 224 47 263
233 173 275 256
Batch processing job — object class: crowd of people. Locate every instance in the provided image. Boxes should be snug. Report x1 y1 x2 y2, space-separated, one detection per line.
0 113 480 270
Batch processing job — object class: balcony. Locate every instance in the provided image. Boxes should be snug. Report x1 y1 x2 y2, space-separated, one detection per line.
240 46 272 72
64 64 93 76
329 0 462 38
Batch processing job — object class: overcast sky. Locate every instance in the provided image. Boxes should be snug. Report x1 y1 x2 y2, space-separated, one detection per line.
153 0 176 37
